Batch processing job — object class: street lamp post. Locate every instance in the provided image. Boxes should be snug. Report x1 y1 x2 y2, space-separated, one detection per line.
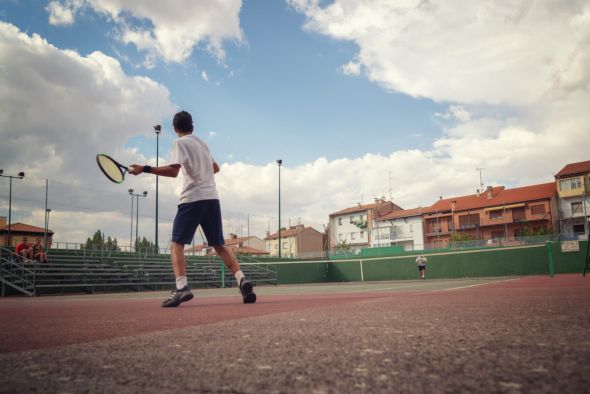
0 170 25 247
129 190 148 252
128 189 134 252
44 208 52 250
154 124 161 254
277 159 282 258
44 209 52 250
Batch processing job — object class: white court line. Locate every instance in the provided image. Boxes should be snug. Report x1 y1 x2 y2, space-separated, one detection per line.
439 277 520 292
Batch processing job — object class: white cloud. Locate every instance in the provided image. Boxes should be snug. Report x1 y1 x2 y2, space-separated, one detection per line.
289 0 590 106
46 0 244 65
436 105 471 122
0 21 176 243
201 70 209 81
339 60 360 76
46 0 83 26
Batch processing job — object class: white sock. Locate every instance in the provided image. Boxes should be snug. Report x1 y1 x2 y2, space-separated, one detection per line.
176 275 188 289
234 270 245 286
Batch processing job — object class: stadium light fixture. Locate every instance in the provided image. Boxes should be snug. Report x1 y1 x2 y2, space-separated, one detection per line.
277 159 282 258
154 124 161 254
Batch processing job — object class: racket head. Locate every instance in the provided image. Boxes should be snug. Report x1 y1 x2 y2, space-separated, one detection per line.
96 154 126 183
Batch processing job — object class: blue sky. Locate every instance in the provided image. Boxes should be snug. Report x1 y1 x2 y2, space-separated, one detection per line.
0 1 588 245
1 0 443 166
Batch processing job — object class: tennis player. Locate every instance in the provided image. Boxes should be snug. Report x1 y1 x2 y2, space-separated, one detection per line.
416 254 427 279
129 110 256 307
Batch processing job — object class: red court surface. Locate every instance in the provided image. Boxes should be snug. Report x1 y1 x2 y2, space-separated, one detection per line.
1 275 589 393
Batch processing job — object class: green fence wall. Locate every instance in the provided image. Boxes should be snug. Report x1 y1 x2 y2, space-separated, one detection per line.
271 241 587 285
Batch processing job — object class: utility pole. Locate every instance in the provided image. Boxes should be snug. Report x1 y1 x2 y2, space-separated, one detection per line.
476 167 485 190
154 124 161 254
277 159 282 258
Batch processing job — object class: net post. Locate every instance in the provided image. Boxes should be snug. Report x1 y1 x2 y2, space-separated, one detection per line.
546 241 554 278
583 230 590 276
359 259 364 282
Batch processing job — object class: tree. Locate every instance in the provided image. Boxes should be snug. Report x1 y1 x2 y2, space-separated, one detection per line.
450 233 475 242
135 236 157 253
83 229 120 251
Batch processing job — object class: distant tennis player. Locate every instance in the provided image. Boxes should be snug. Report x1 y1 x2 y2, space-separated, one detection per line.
416 254 427 279
129 110 256 307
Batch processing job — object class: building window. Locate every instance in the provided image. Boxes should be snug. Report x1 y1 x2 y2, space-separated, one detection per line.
530 204 545 215
350 216 355 223
274 244 278 250
360 231 364 239
573 224 585 234
351 232 356 240
339 233 344 241
459 214 480 229
338 218 342 225
282 242 288 249
571 202 582 214
490 210 503 220
559 177 582 191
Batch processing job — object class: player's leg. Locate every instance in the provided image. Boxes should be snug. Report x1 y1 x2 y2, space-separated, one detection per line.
162 203 199 308
203 200 256 304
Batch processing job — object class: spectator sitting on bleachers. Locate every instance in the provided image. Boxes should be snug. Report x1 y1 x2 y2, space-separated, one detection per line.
15 238 33 262
32 238 48 263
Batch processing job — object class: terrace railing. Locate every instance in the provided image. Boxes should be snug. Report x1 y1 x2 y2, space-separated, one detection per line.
0 247 36 296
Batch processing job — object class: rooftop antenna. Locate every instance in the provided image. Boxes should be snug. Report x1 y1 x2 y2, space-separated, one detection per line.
476 167 485 190
389 171 393 201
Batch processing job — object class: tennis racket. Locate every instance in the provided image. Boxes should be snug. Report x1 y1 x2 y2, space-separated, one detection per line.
96 154 130 184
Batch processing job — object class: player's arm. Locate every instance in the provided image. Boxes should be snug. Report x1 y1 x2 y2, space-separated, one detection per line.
129 164 180 177
213 161 220 174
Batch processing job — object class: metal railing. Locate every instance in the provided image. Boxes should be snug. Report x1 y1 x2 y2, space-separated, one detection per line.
0 247 36 296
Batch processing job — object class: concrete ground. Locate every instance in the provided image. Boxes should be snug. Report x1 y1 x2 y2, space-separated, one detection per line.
1 275 589 393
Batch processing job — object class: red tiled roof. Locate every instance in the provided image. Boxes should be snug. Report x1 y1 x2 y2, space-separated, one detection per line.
225 236 256 246
265 226 321 240
330 203 379 216
423 183 556 213
330 200 403 216
379 207 425 220
0 223 53 234
555 160 590 178
207 245 268 256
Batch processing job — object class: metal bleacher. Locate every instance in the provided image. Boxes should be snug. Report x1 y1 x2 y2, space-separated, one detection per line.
0 247 278 297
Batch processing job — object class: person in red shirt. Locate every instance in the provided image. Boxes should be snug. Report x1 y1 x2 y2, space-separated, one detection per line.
15 238 33 261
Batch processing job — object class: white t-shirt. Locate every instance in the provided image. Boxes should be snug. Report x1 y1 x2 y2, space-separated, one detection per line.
168 134 219 203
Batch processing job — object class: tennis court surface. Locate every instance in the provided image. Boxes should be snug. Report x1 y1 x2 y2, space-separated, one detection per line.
1 275 589 393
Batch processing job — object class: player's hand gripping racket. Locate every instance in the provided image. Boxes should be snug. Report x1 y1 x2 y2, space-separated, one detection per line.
96 154 130 184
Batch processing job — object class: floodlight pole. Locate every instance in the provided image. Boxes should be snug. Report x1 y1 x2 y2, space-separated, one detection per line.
44 209 51 250
154 125 161 254
129 189 134 252
0 170 25 247
130 191 148 253
277 159 282 258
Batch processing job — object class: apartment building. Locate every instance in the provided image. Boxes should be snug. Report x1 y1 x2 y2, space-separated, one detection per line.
422 183 558 248
554 160 590 239
328 198 402 253
372 207 425 251
265 224 324 258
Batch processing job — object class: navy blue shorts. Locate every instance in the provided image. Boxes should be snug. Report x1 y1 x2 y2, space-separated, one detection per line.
171 199 225 246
